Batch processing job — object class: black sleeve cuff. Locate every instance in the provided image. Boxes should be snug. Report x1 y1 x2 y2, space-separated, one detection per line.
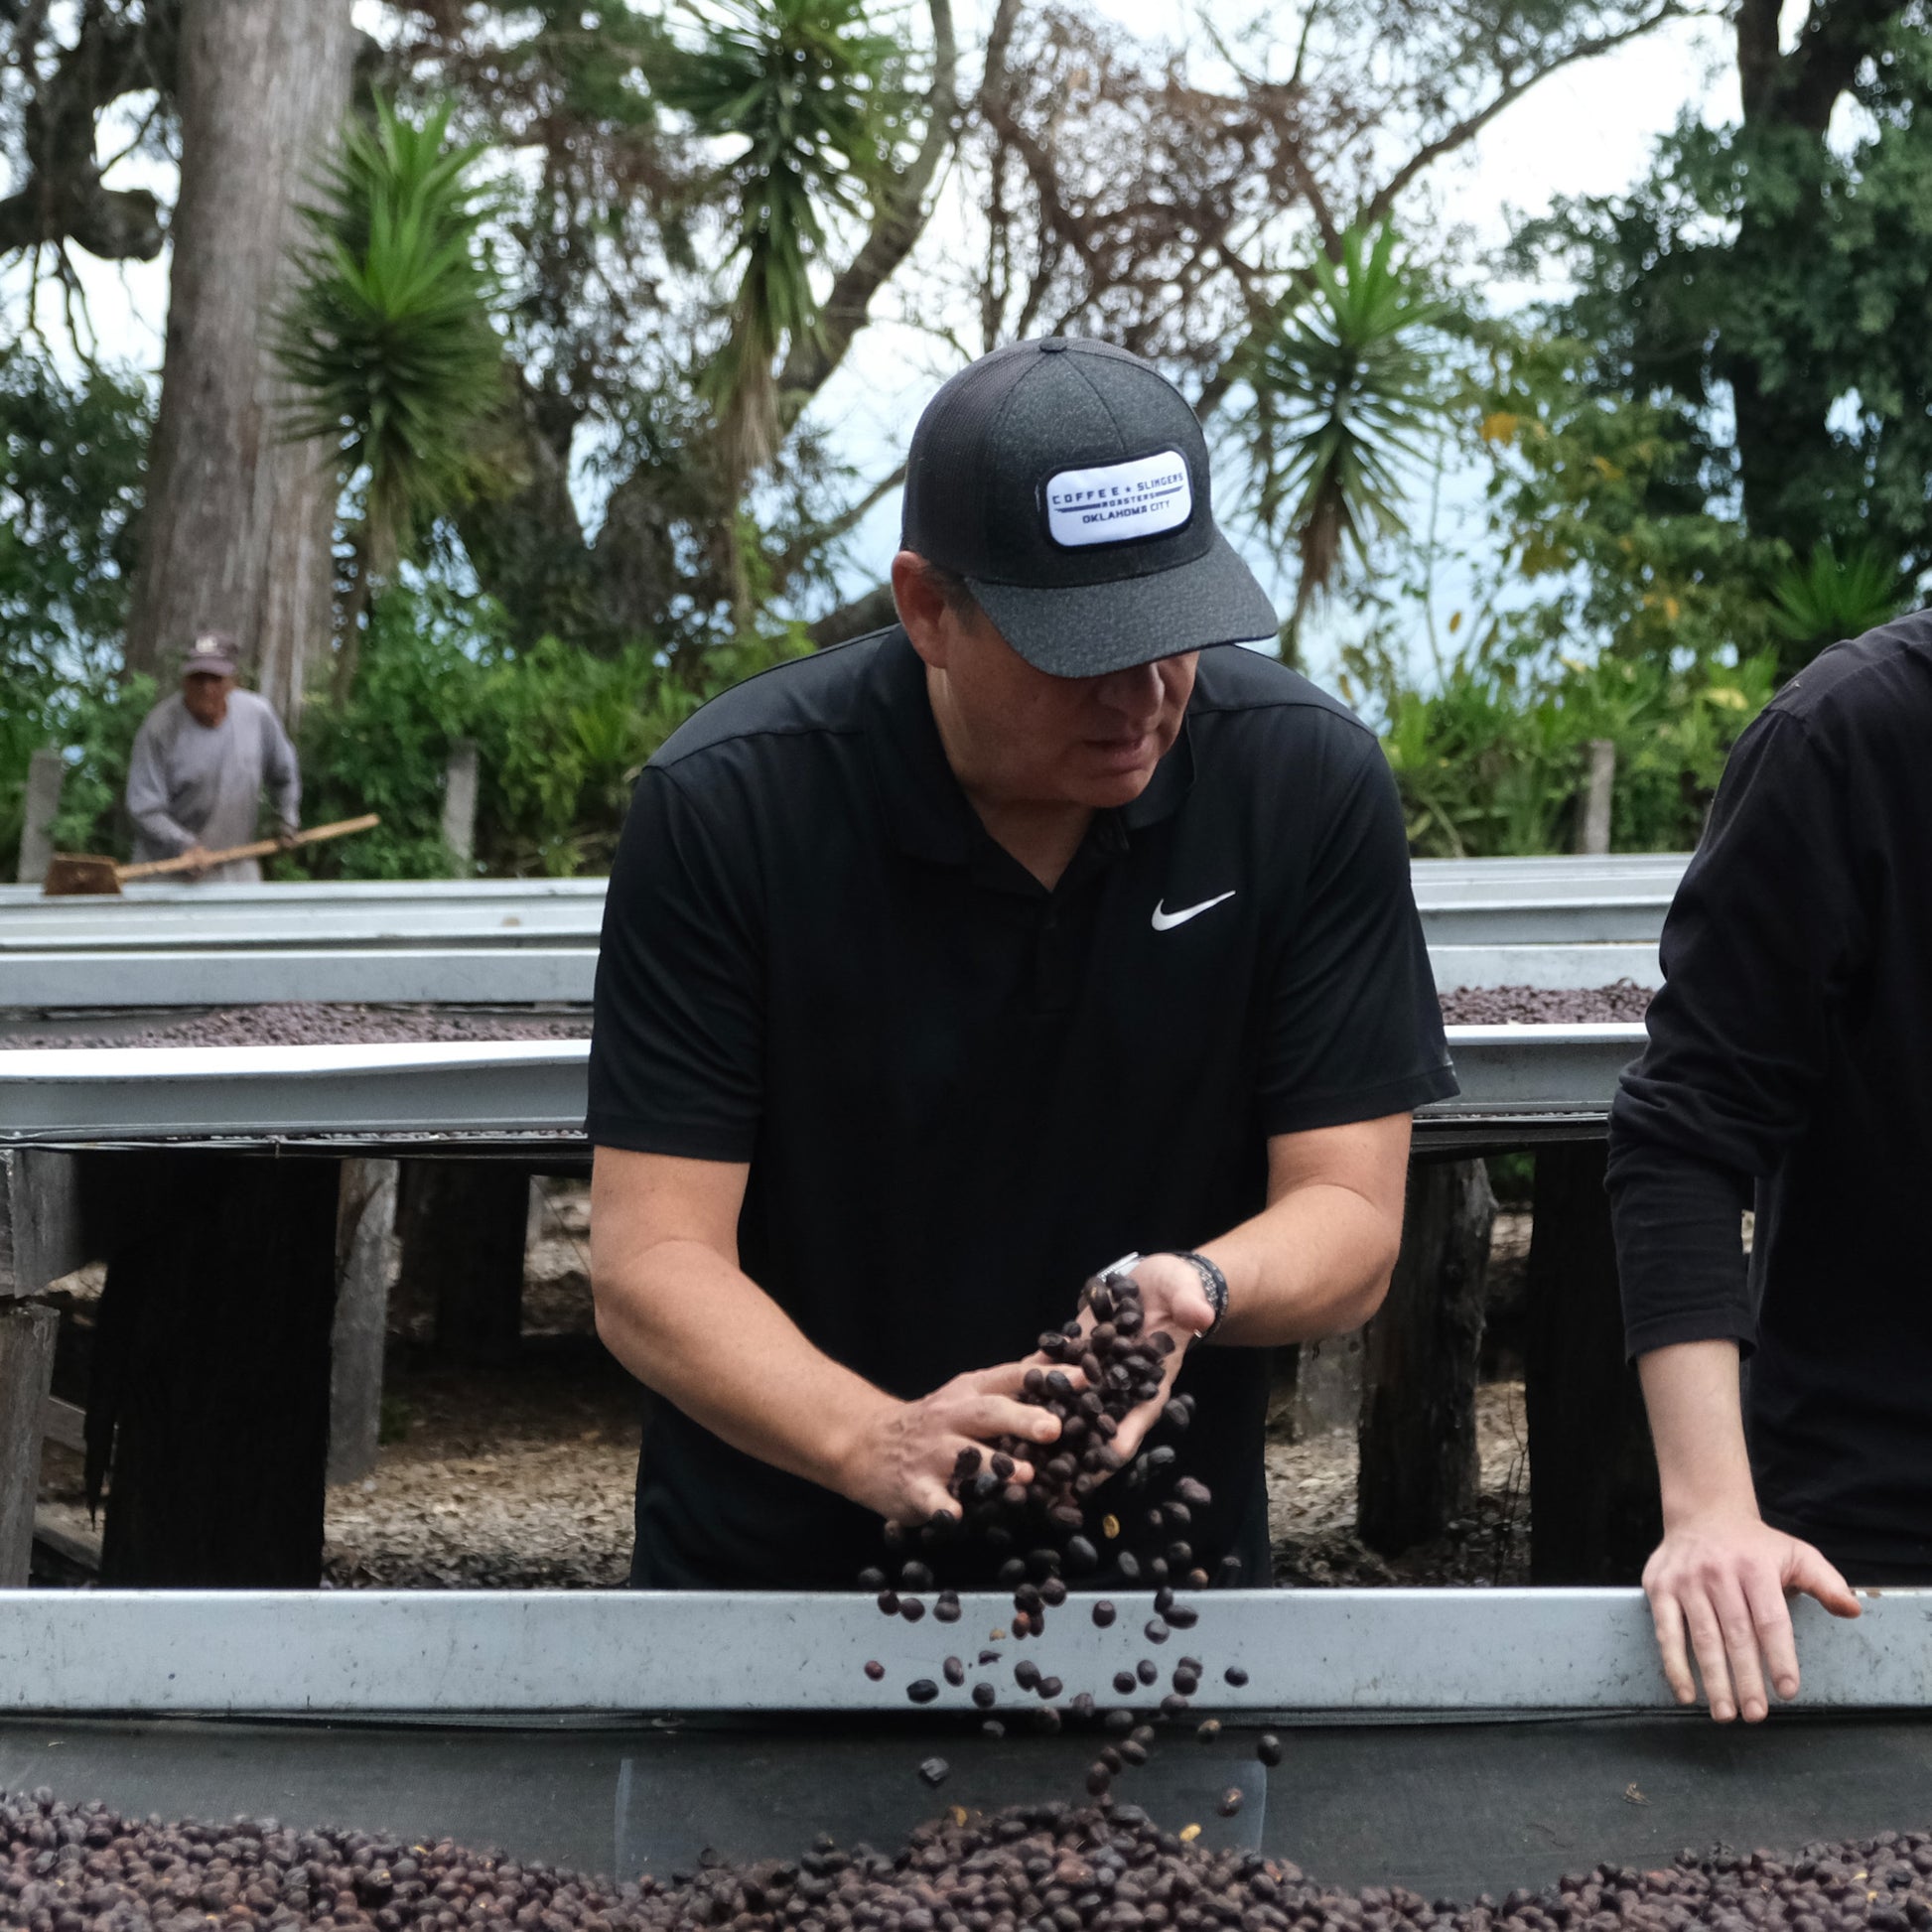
1259 1061 1459 1138
1606 1134 1754 1363
585 1114 758 1164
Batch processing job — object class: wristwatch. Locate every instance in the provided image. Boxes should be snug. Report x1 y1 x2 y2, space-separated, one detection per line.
1095 1249 1227 1337
1172 1251 1229 1336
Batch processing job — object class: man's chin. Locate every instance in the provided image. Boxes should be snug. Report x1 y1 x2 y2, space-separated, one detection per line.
1070 765 1159 809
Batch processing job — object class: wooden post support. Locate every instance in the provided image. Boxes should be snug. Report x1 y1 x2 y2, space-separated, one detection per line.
93 1153 342 1587
1576 739 1616 856
0 1150 89 1301
441 737 480 872
328 1158 397 1485
0 1303 59 1587
16 748 64 885
397 1161 527 1367
1524 1141 1662 1583
1290 1331 1363 1438
1357 1157 1496 1556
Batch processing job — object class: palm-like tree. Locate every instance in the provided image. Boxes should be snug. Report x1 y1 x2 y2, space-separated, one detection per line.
1238 223 1448 660
657 0 899 607
1767 540 1902 680
278 98 505 700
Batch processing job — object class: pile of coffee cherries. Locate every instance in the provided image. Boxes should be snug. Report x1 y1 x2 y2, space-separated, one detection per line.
853 1261 1267 1801
14 1785 1929 1932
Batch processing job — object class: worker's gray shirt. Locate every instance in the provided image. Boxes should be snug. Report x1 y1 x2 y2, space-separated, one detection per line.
125 691 302 884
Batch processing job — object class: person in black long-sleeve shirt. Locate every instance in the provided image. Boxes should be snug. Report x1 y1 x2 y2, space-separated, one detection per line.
1607 610 1932 1725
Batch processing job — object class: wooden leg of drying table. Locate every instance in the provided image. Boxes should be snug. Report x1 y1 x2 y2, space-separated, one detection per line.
1525 1141 1662 1584
0 1302 59 1587
1357 1156 1495 1557
398 1160 528 1368
95 1152 341 1587
328 1159 398 1486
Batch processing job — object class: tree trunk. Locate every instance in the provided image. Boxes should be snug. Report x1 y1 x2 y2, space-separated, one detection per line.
123 0 355 726
1357 1158 1494 1556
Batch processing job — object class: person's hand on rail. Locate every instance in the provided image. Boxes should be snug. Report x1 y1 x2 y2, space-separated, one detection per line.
1638 1340 1862 1721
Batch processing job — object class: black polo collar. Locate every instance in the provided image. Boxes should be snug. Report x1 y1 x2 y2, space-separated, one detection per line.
863 627 1196 868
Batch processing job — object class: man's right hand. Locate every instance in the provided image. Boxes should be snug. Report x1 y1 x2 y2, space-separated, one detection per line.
179 843 212 881
1643 1511 1860 1722
834 1361 1070 1534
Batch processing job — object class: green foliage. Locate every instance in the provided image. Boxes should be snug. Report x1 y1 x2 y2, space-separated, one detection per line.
0 348 152 860
291 579 810 878
1472 327 1784 675
657 0 903 479
1235 224 1451 644
1517 16 1932 622
1358 633 1774 857
0 348 151 687
278 93 506 667
1767 542 1906 679
43 674 158 858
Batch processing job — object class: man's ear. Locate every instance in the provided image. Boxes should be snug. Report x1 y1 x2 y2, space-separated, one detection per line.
892 550 949 669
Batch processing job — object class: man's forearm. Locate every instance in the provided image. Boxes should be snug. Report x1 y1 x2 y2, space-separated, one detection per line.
593 1235 894 1499
130 808 196 855
1198 1180 1403 1347
1638 1339 1758 1523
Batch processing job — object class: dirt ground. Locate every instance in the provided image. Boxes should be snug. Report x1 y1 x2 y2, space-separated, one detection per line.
35 1184 1534 1588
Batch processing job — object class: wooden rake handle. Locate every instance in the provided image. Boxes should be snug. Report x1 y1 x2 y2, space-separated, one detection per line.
117 812 381 881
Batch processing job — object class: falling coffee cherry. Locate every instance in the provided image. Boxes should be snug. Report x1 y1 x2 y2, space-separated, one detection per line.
1217 1788 1244 1818
918 1757 951 1789
863 1660 885 1682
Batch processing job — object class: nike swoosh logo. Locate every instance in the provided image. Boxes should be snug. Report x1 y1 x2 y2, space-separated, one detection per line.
1151 891 1236 932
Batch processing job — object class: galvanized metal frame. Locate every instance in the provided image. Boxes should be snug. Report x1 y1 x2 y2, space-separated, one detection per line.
0 1587 1920 1716
0 857 1690 960
0 1026 1646 1146
0 941 1656 1009
0 948 598 1009
0 1040 591 1142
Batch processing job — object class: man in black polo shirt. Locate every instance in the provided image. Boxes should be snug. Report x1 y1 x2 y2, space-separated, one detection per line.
1609 612 1932 1723
588 338 1456 1588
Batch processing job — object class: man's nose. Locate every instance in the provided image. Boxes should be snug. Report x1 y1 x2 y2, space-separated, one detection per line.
1094 661 1163 721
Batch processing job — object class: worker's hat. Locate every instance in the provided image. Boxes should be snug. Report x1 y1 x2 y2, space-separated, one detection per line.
183 630 241 678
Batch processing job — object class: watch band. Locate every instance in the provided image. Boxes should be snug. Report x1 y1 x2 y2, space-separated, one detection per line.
1173 1250 1229 1336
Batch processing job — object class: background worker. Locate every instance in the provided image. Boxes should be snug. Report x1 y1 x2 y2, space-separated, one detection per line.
124 630 302 883
1608 609 1932 1725
588 337 1456 1590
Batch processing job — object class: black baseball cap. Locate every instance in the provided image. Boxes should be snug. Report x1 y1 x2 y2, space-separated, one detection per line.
900 337 1279 676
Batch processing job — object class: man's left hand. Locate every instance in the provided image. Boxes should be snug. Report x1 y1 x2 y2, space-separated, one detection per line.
1088 1253 1215 1464
275 823 301 851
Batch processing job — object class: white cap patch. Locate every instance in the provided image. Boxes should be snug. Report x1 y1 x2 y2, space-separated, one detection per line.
1044 450 1193 549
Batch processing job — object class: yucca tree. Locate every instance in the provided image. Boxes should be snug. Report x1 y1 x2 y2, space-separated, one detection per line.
277 97 505 701
1239 223 1449 661
657 0 899 614
1767 540 1903 680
